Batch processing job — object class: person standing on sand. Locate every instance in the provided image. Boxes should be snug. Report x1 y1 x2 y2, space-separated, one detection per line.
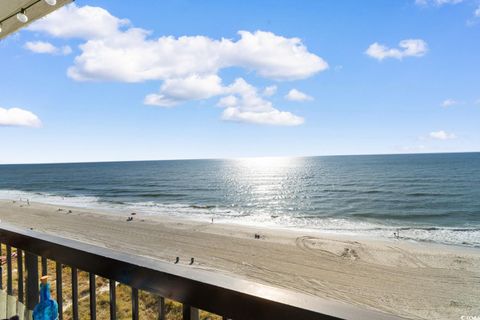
394 229 400 239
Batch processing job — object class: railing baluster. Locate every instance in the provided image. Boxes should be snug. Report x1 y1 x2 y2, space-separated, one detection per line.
17 249 24 303
56 262 63 320
5 246 14 318
0 243 3 290
109 279 116 320
89 273 97 320
41 256 48 276
25 252 39 317
191 307 199 320
6 245 12 295
183 305 190 320
71 267 79 320
131 287 139 320
183 305 199 320
158 297 165 320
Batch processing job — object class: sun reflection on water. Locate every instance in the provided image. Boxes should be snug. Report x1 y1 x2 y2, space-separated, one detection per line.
217 157 314 223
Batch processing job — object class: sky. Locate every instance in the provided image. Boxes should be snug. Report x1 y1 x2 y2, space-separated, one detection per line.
0 0 479 164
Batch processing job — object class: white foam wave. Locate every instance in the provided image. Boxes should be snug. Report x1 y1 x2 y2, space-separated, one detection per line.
0 189 106 210
1 189 479 247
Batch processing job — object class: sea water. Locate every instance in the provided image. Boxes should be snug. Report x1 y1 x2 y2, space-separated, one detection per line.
1 153 479 247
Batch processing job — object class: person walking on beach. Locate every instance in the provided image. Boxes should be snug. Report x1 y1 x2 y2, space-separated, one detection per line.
394 229 400 239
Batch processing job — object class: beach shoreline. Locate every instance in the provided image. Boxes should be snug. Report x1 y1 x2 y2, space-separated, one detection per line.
1 199 479 319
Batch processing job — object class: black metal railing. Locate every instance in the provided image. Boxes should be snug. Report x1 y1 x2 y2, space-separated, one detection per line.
0 223 402 320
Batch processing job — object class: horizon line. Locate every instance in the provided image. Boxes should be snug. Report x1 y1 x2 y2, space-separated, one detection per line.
1 150 479 166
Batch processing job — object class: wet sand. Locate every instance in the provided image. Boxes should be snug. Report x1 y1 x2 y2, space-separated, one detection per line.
0 200 479 319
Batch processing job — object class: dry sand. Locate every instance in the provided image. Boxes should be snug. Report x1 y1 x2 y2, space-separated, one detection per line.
0 200 479 319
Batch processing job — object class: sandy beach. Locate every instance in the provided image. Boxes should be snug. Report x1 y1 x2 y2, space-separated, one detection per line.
0 200 479 319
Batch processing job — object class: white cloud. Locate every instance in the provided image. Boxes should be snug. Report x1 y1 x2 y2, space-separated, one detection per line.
441 98 459 107
224 30 328 80
262 85 277 97
475 6 480 17
221 107 303 126
27 4 324 126
0 108 42 127
28 5 130 39
415 0 464 5
365 39 428 60
429 130 456 140
65 29 326 83
475 99 480 105
24 41 56 53
146 77 302 125
29 4 327 83
67 30 222 82
285 89 313 102
144 74 225 107
219 78 304 126
62 46 73 55
24 41 71 55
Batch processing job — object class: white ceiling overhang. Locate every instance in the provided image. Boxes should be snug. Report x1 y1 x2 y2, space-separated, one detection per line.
0 0 72 40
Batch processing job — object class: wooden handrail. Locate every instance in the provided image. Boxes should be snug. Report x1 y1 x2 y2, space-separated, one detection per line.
0 223 403 320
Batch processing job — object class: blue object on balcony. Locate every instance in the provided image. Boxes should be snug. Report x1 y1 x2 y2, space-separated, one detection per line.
33 277 59 320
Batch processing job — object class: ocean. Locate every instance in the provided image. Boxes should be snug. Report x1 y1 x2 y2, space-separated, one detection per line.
1 153 479 247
